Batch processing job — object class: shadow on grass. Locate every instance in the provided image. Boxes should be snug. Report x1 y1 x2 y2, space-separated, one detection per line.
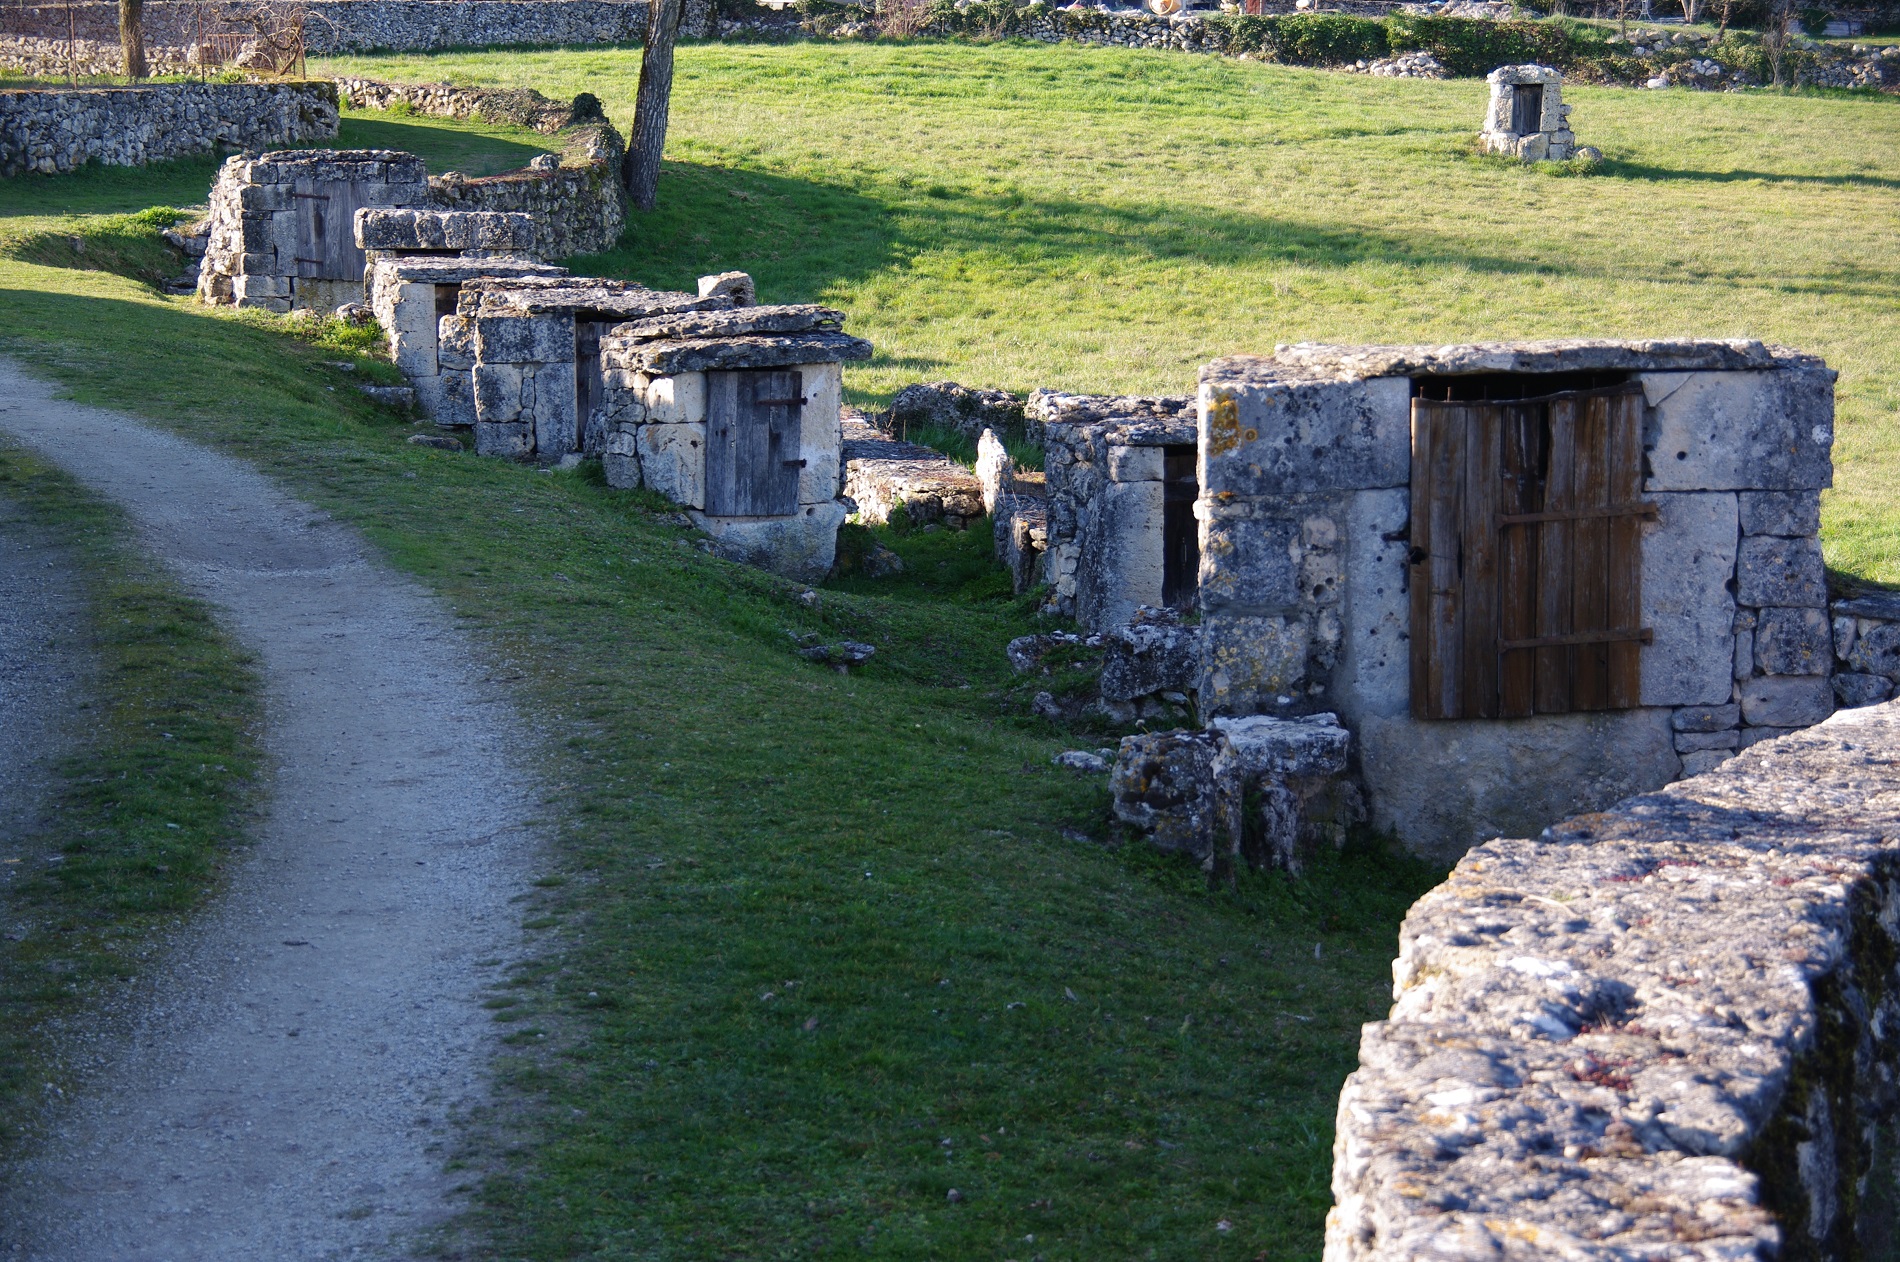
1602 160 1900 191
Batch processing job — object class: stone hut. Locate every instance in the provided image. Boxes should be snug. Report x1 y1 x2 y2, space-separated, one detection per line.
1193 339 1836 861
597 305 873 581
358 207 567 424
1028 391 1200 630
1478 64 1579 162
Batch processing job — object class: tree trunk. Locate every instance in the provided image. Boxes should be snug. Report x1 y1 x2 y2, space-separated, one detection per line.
119 0 147 79
625 0 684 213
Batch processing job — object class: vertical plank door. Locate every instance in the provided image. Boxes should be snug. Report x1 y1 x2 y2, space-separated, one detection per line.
292 179 372 281
1496 402 1546 718
1605 389 1647 708
706 369 804 517
1410 398 1471 720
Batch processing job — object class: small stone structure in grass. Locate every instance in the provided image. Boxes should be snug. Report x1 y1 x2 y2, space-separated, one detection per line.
1477 64 1596 163
842 417 987 532
994 390 1200 630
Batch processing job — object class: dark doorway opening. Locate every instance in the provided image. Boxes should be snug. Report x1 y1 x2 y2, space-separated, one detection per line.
1511 83 1545 136
1162 444 1199 610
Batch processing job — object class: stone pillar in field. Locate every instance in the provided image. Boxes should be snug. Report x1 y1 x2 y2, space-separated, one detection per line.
1478 64 1582 163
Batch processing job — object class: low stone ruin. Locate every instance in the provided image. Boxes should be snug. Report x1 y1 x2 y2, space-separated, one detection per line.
197 123 625 313
841 416 986 532
1328 701 1900 1261
1478 64 1596 163
1002 390 1199 629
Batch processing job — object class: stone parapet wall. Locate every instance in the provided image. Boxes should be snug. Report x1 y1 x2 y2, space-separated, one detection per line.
333 77 597 134
1327 699 1900 1261
0 80 338 177
429 121 626 260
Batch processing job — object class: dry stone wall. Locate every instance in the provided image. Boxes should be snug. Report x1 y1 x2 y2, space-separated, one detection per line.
0 80 338 177
1328 699 1900 1261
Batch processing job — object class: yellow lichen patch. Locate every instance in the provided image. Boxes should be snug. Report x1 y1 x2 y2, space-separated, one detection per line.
1206 392 1242 457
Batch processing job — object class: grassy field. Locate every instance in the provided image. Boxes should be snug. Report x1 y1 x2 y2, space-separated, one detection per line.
320 41 1900 584
1 41 1894 1259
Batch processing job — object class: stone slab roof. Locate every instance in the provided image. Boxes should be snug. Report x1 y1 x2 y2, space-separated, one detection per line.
606 331 873 375
1210 339 1828 387
462 276 726 320
609 304 845 342
373 257 567 284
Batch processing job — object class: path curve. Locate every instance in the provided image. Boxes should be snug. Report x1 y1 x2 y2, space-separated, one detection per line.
0 491 91 854
0 360 542 1261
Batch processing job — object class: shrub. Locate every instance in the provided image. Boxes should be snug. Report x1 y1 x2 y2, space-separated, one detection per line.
1204 13 1388 62
1385 14 1575 75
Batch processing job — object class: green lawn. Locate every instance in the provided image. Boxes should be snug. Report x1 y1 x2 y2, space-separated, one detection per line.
0 40 1894 1259
320 41 1900 585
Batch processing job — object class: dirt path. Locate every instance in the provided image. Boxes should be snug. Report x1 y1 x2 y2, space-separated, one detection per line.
0 360 543 1261
0 492 91 859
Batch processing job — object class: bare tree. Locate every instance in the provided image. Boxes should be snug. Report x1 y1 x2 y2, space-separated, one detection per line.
1761 0 1798 86
624 0 683 213
119 0 147 78
1679 0 1700 24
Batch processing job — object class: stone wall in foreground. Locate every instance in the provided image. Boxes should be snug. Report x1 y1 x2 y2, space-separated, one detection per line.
1328 698 1900 1261
0 80 338 177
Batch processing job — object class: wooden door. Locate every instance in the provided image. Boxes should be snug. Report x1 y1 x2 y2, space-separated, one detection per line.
292 179 372 281
706 370 804 517
575 320 611 455
1409 385 1652 720
1511 84 1544 136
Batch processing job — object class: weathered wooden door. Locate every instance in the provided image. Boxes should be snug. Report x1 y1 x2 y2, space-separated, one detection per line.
1162 444 1199 610
292 178 372 281
1511 84 1544 135
1409 384 1653 720
706 369 804 517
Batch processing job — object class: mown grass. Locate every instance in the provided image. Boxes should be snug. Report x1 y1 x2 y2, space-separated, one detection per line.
0 448 260 1149
319 41 1900 583
1 40 1891 1257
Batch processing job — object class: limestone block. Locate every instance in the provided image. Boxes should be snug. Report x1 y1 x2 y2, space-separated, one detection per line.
1739 724 1800 749
692 501 847 582
1076 479 1165 631
1679 749 1733 777
1673 702 1740 732
1196 613 1308 718
1641 368 1833 492
1198 511 1300 614
1738 489 1821 537
1834 615 1857 662
532 361 580 459
1354 707 1679 864
1736 536 1827 608
1199 375 1409 497
1639 493 1739 707
1100 618 1202 702
1846 621 1900 680
1110 730 1227 858
795 361 843 505
644 371 706 424
1208 712 1350 779
437 315 474 371
1333 488 1411 720
1675 729 1739 753
475 312 574 365
1754 607 1832 676
1734 628 1753 681
1108 444 1163 482
474 421 531 459
473 363 526 424
435 369 475 428
637 423 707 509
1740 675 1833 728
1834 673 1893 708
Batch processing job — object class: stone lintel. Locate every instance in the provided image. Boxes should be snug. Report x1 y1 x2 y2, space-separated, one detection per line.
608 332 874 376
609 304 845 342
1217 339 1824 385
374 257 567 285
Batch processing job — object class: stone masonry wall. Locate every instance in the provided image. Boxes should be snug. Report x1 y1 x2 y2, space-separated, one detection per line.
1327 698 1900 1261
0 80 338 177
430 121 626 260
1197 340 1837 862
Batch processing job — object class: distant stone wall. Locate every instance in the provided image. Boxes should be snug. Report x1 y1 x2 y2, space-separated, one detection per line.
428 120 626 259
0 80 338 178
1328 698 1900 1261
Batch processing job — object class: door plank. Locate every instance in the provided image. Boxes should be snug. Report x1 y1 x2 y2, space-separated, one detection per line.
1409 400 1436 719
1606 389 1646 708
1498 402 1543 718
1461 402 1502 719
1535 396 1577 714
1570 393 1612 710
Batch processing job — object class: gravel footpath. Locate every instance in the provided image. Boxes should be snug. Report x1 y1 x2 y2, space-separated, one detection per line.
0 359 544 1261
0 489 91 864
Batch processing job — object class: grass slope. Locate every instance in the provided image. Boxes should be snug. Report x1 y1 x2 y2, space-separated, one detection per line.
319 41 1900 583
0 449 260 1149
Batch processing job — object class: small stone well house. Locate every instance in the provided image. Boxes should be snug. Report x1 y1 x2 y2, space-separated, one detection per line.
1195 339 1836 860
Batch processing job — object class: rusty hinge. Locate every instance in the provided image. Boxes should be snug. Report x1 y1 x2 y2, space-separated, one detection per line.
782 458 808 468
291 192 330 200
